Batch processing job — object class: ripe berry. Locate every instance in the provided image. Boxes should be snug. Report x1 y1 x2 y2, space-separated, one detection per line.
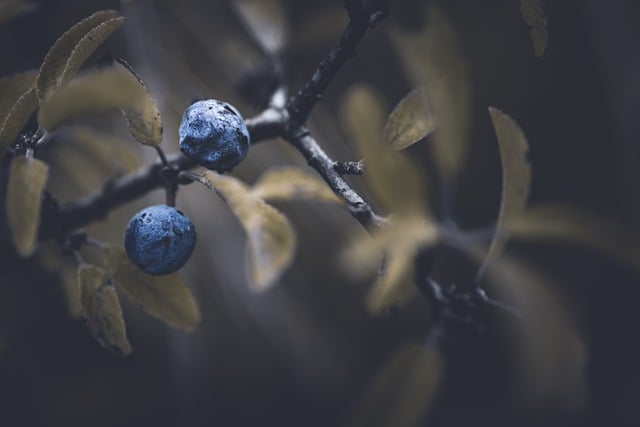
179 99 250 172
124 205 196 275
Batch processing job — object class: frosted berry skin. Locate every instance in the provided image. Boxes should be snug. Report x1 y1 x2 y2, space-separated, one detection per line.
124 205 196 275
179 99 250 172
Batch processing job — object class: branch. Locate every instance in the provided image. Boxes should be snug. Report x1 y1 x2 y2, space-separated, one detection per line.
286 0 390 124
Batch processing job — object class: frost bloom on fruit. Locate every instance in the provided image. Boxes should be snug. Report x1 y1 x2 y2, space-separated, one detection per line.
124 205 196 275
179 99 250 172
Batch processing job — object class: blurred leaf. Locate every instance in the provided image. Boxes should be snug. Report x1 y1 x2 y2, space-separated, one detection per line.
520 0 548 57
63 125 139 173
0 87 37 156
38 242 81 317
79 264 132 355
343 215 439 312
389 4 471 182
104 245 200 331
0 70 37 122
6 156 48 257
36 10 123 103
348 344 443 427
38 64 162 146
232 0 288 54
477 108 531 278
251 166 341 204
384 87 437 150
196 171 296 291
509 205 640 273
341 85 429 215
0 0 36 26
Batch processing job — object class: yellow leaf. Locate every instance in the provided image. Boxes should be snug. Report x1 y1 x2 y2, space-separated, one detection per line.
197 171 297 291
384 87 437 150
347 344 443 427
38 64 162 146
0 87 37 156
477 108 531 278
509 205 640 273
389 4 471 182
520 0 549 57
6 156 48 257
104 245 200 331
0 0 36 26
36 10 122 103
232 0 288 54
79 264 132 355
0 70 37 123
250 166 341 203
63 125 139 173
340 85 429 215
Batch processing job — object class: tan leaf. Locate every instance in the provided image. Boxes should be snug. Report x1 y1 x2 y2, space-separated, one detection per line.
384 87 437 150
389 4 471 182
0 70 37 123
0 87 37 157
6 156 48 257
38 64 162 146
104 245 200 331
520 0 549 57
340 85 429 215
250 166 341 204
0 0 36 26
347 344 443 427
36 10 122 103
37 242 81 317
196 171 297 291
509 205 640 273
78 264 132 355
477 108 531 278
232 0 288 54
63 125 139 173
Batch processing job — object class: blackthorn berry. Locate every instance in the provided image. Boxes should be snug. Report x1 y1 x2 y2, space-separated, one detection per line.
124 205 196 275
179 99 250 172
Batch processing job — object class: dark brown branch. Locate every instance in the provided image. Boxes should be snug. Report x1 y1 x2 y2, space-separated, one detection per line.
286 0 389 124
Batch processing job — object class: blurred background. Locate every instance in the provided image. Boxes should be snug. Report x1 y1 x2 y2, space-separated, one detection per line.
1 0 640 426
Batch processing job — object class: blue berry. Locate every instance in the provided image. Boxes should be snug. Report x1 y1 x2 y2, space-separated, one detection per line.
179 99 250 172
124 205 196 275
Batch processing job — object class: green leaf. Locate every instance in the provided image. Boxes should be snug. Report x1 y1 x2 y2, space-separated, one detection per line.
389 4 471 182
340 85 430 216
104 245 200 331
509 205 640 274
0 0 36 26
250 166 341 204
6 156 48 257
384 87 437 150
38 63 162 146
0 70 37 123
520 0 549 57
195 171 297 291
477 108 531 278
347 344 443 427
79 264 132 355
0 87 37 157
36 10 122 103
232 0 288 54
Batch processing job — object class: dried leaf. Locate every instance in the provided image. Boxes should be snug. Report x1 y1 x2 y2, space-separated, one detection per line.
79 264 132 355
384 87 437 150
196 171 296 291
347 344 442 427
0 87 37 155
520 0 549 57
104 245 200 331
232 0 288 54
341 85 429 215
0 70 37 122
251 166 341 204
509 205 640 273
38 64 162 146
389 4 471 182
0 0 36 26
6 156 48 257
36 10 122 103
477 108 531 278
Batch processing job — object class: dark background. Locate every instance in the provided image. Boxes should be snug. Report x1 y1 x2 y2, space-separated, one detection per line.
1 0 639 426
